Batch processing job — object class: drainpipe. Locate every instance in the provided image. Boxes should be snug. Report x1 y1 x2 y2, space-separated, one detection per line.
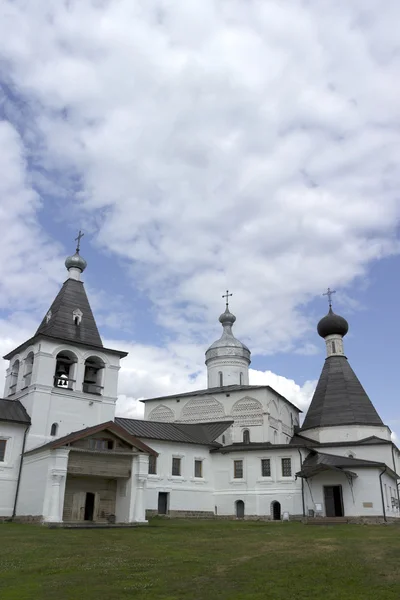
298 448 305 517
390 444 400 511
12 424 30 519
378 467 387 523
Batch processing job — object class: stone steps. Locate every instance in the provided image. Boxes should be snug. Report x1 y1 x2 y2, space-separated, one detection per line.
304 517 349 525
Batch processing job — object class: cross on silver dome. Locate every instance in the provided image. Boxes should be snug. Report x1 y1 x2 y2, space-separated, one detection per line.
222 290 233 309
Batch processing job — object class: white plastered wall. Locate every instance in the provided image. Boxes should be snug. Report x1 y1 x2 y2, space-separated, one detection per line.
302 467 399 518
143 387 300 446
0 422 26 517
5 338 122 451
302 424 392 444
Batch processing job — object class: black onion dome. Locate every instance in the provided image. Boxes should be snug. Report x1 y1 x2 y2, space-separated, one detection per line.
317 307 349 338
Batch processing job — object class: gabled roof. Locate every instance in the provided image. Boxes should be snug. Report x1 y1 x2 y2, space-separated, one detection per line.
115 417 232 446
140 384 301 412
296 450 397 479
24 421 157 456
300 355 384 431
35 278 103 348
0 399 31 425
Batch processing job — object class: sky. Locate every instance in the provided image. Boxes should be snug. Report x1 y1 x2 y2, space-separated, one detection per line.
0 1 399 439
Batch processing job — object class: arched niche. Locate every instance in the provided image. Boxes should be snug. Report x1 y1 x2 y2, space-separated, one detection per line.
231 397 263 427
148 404 175 422
180 396 225 423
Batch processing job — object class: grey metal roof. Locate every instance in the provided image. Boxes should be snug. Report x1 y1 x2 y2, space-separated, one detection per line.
35 278 103 348
0 399 31 424
289 434 392 448
301 355 384 431
296 450 396 478
140 384 302 412
115 417 232 446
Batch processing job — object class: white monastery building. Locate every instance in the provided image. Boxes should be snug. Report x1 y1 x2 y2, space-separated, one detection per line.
0 245 399 524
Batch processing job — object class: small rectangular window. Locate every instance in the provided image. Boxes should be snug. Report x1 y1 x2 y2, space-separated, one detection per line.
194 460 203 478
0 440 6 462
89 439 113 450
281 458 292 477
148 455 157 475
234 460 243 479
261 458 271 477
172 457 181 476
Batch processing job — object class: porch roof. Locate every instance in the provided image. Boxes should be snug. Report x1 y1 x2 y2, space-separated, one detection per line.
24 420 158 456
296 450 397 479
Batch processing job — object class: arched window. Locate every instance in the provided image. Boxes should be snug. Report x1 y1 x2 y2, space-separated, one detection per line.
73 308 83 326
218 371 223 387
243 429 250 444
54 351 77 389
9 360 20 395
274 430 278 444
50 423 58 437
24 352 34 387
83 356 105 395
239 372 243 385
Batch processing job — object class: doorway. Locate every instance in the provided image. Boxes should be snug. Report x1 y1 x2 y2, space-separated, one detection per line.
271 501 281 521
158 492 169 515
236 500 245 519
324 486 344 517
84 492 95 521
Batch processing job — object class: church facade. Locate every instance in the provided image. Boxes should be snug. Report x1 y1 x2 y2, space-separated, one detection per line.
0 246 399 524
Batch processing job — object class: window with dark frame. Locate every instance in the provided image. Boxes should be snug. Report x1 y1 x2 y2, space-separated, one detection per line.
281 458 292 477
194 460 203 478
148 455 157 475
0 439 6 462
234 460 243 479
243 429 250 444
89 438 114 450
261 458 271 477
172 457 181 476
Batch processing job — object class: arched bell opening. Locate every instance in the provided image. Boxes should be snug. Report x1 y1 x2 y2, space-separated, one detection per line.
54 351 78 389
8 359 20 395
24 352 34 387
83 356 105 395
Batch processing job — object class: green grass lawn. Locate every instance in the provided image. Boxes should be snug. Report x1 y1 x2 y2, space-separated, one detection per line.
1 519 399 600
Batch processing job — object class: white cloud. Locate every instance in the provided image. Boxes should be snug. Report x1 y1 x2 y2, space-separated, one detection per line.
0 2 399 435
1 1 400 355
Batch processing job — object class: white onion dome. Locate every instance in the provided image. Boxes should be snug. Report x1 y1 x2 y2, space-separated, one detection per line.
205 307 251 363
65 251 87 273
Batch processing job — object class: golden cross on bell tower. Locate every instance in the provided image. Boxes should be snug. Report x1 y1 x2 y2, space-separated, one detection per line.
323 287 336 309
75 230 84 253
222 290 233 309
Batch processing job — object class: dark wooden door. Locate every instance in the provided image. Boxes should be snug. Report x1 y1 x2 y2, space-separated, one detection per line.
324 486 344 517
236 500 245 518
158 492 168 515
84 492 95 521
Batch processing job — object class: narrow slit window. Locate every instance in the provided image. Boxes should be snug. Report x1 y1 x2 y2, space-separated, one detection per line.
0 440 6 462
148 455 157 475
50 423 58 437
218 371 223 387
234 460 243 479
172 457 181 476
194 460 203 478
331 341 336 353
261 459 271 477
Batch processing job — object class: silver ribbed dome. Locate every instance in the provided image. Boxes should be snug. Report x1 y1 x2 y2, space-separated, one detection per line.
206 307 250 361
65 251 87 273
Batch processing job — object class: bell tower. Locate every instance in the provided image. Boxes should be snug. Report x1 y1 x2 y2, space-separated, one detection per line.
2 234 128 451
